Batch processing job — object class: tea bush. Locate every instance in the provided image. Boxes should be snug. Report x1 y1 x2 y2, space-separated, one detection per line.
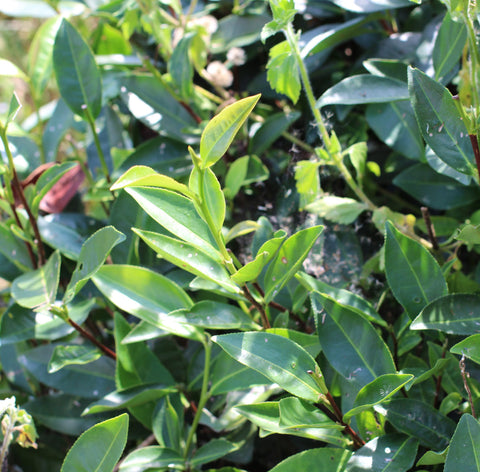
1 0 480 471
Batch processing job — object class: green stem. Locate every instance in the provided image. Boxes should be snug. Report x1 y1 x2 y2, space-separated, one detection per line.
284 24 376 211
464 8 480 125
184 335 212 459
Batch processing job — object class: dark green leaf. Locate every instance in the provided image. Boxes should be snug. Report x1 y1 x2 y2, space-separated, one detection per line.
48 345 101 373
385 220 448 319
119 446 184 472
269 448 352 472
408 67 475 176
451 335 480 363
444 414 480 472
212 332 324 402
312 292 395 390
191 439 238 467
330 0 412 12
278 397 342 429
0 220 32 270
411 294 480 335
376 399 456 450
169 33 194 99
60 414 128 472
317 75 409 108
345 434 418 472
53 19 102 119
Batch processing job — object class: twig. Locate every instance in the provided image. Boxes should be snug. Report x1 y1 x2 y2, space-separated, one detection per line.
421 207 439 251
67 318 117 360
242 285 270 329
460 354 476 418
469 134 480 184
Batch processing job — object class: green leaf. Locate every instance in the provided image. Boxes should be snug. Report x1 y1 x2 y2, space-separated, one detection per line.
53 19 102 119
305 196 368 225
92 265 201 340
264 225 323 304
83 384 175 415
48 345 101 373
169 300 258 330
11 250 61 309
445 414 480 472
19 343 116 398
200 167 226 233
278 397 343 429
125 187 222 262
433 12 467 81
343 374 413 421
411 294 480 335
28 16 63 100
119 446 184 472
231 231 286 285
110 165 192 197
296 272 387 327
417 448 448 466
345 434 418 472
133 229 240 294
191 439 238 467
295 160 321 208
0 58 28 82
235 402 348 445
249 111 300 156
384 220 448 319
366 101 424 160
269 448 352 472
200 94 260 168
63 226 125 304
212 332 324 402
317 75 409 108
393 163 480 210
311 292 395 390
266 41 301 104
0 220 32 270
168 33 194 99
376 399 456 450
451 335 480 363
408 67 475 176
60 414 128 472
224 155 269 200
2 93 22 131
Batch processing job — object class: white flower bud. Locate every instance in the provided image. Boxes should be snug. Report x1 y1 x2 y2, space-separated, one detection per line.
192 15 218 35
226 47 246 66
206 61 234 88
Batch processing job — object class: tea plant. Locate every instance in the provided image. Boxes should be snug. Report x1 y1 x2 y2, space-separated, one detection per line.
1 0 480 471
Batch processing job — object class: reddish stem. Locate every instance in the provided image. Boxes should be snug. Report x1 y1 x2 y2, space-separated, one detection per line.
67 318 117 360
469 134 480 184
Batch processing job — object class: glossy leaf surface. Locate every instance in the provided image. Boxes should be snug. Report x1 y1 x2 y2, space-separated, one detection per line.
48 345 101 373
119 446 184 471
411 294 480 334
269 448 352 472
444 414 480 472
200 94 260 168
60 414 128 472
385 221 447 318
213 332 324 402
53 19 102 118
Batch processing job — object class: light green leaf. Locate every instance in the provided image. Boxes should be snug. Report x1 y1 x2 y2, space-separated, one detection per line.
119 446 184 471
278 397 343 429
201 167 226 233
311 292 395 390
269 448 352 472
266 41 301 104
60 414 128 472
93 264 201 339
264 225 323 303
83 384 175 415
11 250 61 309
125 187 222 262
345 434 418 472
343 374 413 421
110 165 192 197
408 67 475 176
53 19 102 119
224 155 269 200
411 294 480 335
169 33 194 99
63 226 125 304
317 75 409 108
200 94 260 168
0 58 28 81
133 229 240 294
48 345 101 373
385 220 447 319
451 335 480 363
445 414 480 472
212 332 324 402
305 196 368 225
